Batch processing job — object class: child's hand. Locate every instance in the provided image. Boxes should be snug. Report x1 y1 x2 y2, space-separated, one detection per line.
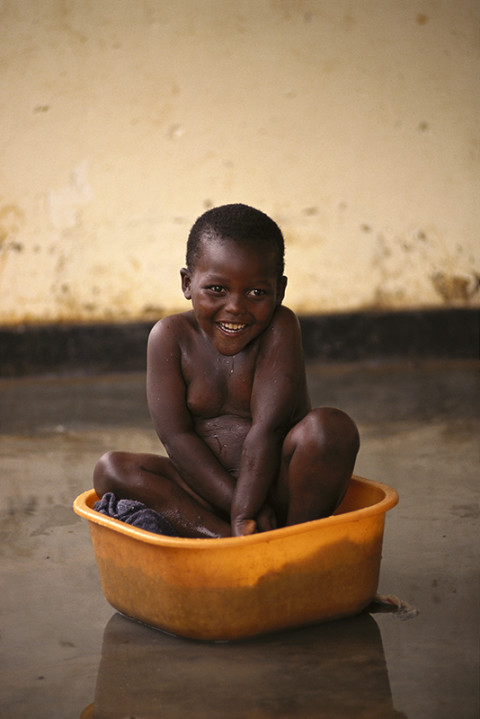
232 518 257 537
232 505 277 536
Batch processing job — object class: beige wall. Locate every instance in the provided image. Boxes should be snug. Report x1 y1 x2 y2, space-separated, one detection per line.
0 0 478 325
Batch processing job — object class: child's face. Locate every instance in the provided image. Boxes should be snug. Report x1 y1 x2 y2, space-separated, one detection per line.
181 234 287 356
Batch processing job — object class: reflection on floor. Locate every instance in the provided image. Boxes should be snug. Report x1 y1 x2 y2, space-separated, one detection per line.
85 611 405 719
0 361 478 719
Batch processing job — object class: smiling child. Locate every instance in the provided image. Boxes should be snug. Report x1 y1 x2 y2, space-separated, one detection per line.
93 204 359 537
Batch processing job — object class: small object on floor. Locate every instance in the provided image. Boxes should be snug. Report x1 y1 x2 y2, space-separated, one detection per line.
94 492 178 536
371 594 419 620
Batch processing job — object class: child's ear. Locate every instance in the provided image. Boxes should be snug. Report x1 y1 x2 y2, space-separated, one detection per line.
276 275 287 305
180 268 192 300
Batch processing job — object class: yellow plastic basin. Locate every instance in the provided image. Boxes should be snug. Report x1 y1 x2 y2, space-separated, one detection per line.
73 475 398 641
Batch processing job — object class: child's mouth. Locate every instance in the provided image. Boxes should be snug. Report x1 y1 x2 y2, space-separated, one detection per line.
217 322 248 334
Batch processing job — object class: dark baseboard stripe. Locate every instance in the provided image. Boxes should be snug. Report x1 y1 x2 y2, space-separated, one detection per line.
299 308 479 363
0 309 478 377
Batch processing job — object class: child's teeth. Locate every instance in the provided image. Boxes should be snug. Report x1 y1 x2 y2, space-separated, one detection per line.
222 322 245 331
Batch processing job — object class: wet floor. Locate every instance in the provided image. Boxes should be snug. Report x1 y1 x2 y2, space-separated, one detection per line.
0 361 478 718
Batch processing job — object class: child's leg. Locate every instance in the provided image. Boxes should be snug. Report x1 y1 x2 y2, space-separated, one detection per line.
93 451 231 538
275 407 360 526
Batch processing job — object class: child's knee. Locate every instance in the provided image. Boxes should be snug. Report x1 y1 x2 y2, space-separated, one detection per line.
93 450 122 495
302 407 360 458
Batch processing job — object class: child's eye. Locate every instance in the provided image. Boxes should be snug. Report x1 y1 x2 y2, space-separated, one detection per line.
248 288 266 297
207 285 224 294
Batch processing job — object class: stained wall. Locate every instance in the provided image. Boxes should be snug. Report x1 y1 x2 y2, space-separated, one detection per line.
0 0 478 325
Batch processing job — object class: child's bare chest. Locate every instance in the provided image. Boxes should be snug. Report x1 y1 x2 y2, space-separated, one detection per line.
182 350 255 420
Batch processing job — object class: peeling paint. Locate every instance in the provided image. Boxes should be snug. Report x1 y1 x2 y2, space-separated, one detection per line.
47 162 93 231
431 272 480 303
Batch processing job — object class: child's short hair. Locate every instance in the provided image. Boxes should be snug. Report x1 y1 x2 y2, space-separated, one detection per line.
186 204 285 278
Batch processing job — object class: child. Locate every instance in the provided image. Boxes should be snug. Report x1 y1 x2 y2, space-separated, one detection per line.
94 204 359 538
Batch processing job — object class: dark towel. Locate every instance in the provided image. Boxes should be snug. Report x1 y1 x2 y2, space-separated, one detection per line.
94 492 178 536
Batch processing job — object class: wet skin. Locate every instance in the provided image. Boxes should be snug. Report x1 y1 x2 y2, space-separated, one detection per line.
94 234 359 537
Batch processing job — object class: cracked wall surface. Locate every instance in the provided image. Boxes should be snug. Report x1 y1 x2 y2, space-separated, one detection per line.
0 0 478 325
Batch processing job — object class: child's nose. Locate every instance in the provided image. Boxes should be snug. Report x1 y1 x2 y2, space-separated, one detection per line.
225 292 245 315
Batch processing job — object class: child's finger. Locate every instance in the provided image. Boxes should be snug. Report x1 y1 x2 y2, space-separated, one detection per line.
232 518 257 536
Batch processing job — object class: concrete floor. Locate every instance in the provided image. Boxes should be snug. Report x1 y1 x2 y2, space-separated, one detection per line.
0 361 478 719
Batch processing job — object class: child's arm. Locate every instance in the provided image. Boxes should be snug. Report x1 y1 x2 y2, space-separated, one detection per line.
230 307 309 536
146 318 236 513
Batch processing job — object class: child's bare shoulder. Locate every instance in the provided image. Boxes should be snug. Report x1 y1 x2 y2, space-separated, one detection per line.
148 311 196 353
266 305 302 341
254 305 303 367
